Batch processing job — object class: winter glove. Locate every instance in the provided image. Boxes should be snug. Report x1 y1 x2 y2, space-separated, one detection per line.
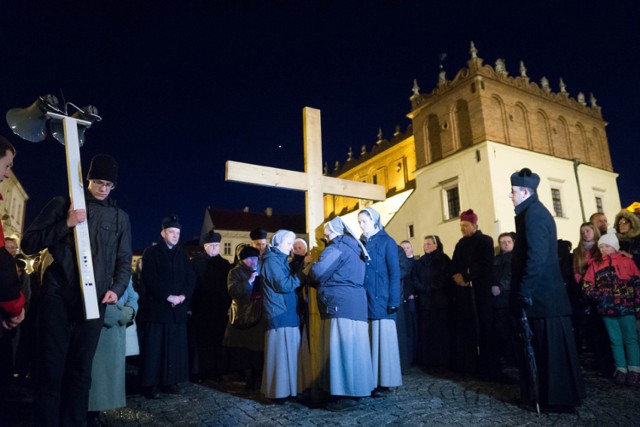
118 306 135 326
518 295 533 308
387 306 398 315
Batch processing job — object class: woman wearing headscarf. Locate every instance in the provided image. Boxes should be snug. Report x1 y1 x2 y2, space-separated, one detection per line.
260 229 301 402
410 235 452 368
310 216 375 411
358 207 402 396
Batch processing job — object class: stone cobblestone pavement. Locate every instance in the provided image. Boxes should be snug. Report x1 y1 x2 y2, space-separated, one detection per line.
3 365 639 426
100 366 638 427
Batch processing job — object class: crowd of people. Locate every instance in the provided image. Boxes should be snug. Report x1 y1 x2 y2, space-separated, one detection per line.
2 135 640 424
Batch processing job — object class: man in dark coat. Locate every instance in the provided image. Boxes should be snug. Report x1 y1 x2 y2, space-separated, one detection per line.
491 232 517 368
21 154 132 426
450 209 497 378
140 215 196 398
190 229 231 381
509 168 585 411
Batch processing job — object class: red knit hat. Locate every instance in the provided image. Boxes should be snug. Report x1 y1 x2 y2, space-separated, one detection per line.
460 209 478 225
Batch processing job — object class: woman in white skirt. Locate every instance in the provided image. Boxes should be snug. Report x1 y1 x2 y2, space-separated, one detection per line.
311 216 375 411
358 207 403 396
260 230 301 402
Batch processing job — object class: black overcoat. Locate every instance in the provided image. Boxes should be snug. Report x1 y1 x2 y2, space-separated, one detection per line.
141 242 195 323
510 194 572 318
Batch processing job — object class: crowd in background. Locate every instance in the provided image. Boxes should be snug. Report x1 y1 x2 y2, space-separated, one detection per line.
2 140 640 424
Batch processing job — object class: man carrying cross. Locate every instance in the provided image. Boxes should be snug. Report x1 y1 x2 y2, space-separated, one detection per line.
22 154 132 427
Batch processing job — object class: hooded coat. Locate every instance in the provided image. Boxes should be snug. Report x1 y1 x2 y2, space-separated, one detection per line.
615 209 640 269
311 234 367 321
260 246 300 330
361 228 401 320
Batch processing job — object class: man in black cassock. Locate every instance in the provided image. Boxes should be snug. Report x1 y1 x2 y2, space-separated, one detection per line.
140 215 195 398
190 229 231 381
450 209 496 378
509 168 585 412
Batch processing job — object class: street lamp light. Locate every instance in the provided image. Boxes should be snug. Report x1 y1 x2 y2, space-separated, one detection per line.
5 95 102 320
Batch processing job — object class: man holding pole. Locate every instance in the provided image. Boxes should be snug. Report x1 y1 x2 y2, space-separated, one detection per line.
450 209 496 378
509 167 584 412
22 154 132 426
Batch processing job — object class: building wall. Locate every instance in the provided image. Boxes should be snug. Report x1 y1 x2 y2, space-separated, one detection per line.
410 57 611 173
323 135 416 218
384 141 620 256
0 171 29 240
326 49 621 257
384 143 494 254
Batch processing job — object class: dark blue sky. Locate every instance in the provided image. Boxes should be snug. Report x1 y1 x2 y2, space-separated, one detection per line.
2 2 638 250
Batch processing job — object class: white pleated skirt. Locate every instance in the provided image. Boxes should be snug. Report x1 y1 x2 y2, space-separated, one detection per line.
261 326 301 399
370 319 403 387
320 317 375 397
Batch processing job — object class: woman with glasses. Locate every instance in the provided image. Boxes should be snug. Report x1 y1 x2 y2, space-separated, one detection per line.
614 210 640 270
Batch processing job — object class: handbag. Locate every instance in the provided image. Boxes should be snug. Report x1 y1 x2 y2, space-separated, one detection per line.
229 279 263 329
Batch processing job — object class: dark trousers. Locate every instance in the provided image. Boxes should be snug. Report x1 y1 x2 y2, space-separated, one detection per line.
35 293 103 427
477 298 501 378
396 298 417 373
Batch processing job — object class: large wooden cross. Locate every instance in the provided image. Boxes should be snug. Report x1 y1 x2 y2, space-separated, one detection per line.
225 106 386 400
225 107 385 248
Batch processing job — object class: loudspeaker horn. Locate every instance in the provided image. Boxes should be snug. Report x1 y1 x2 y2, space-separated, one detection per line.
5 95 60 142
50 105 100 147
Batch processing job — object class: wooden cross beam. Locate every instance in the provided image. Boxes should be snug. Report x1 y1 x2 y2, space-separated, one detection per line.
225 107 385 248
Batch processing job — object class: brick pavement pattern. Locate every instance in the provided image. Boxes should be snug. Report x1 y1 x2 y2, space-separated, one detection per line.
92 366 639 427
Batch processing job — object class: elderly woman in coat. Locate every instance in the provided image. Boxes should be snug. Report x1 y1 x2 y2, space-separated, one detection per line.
223 245 265 391
260 229 301 402
87 278 138 423
614 209 640 269
358 207 402 397
311 216 375 411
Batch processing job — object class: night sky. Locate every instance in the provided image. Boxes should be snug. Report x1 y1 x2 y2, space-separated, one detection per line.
2 2 638 251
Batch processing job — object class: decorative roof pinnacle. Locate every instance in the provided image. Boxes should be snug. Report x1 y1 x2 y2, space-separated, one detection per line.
559 78 567 94
469 41 478 59
519 61 528 78
577 92 586 106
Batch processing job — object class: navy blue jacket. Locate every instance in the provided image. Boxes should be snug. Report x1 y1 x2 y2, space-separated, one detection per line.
510 194 572 318
311 234 367 321
361 229 401 320
260 246 300 330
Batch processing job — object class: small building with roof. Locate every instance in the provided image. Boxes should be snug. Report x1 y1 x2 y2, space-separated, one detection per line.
200 206 306 263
